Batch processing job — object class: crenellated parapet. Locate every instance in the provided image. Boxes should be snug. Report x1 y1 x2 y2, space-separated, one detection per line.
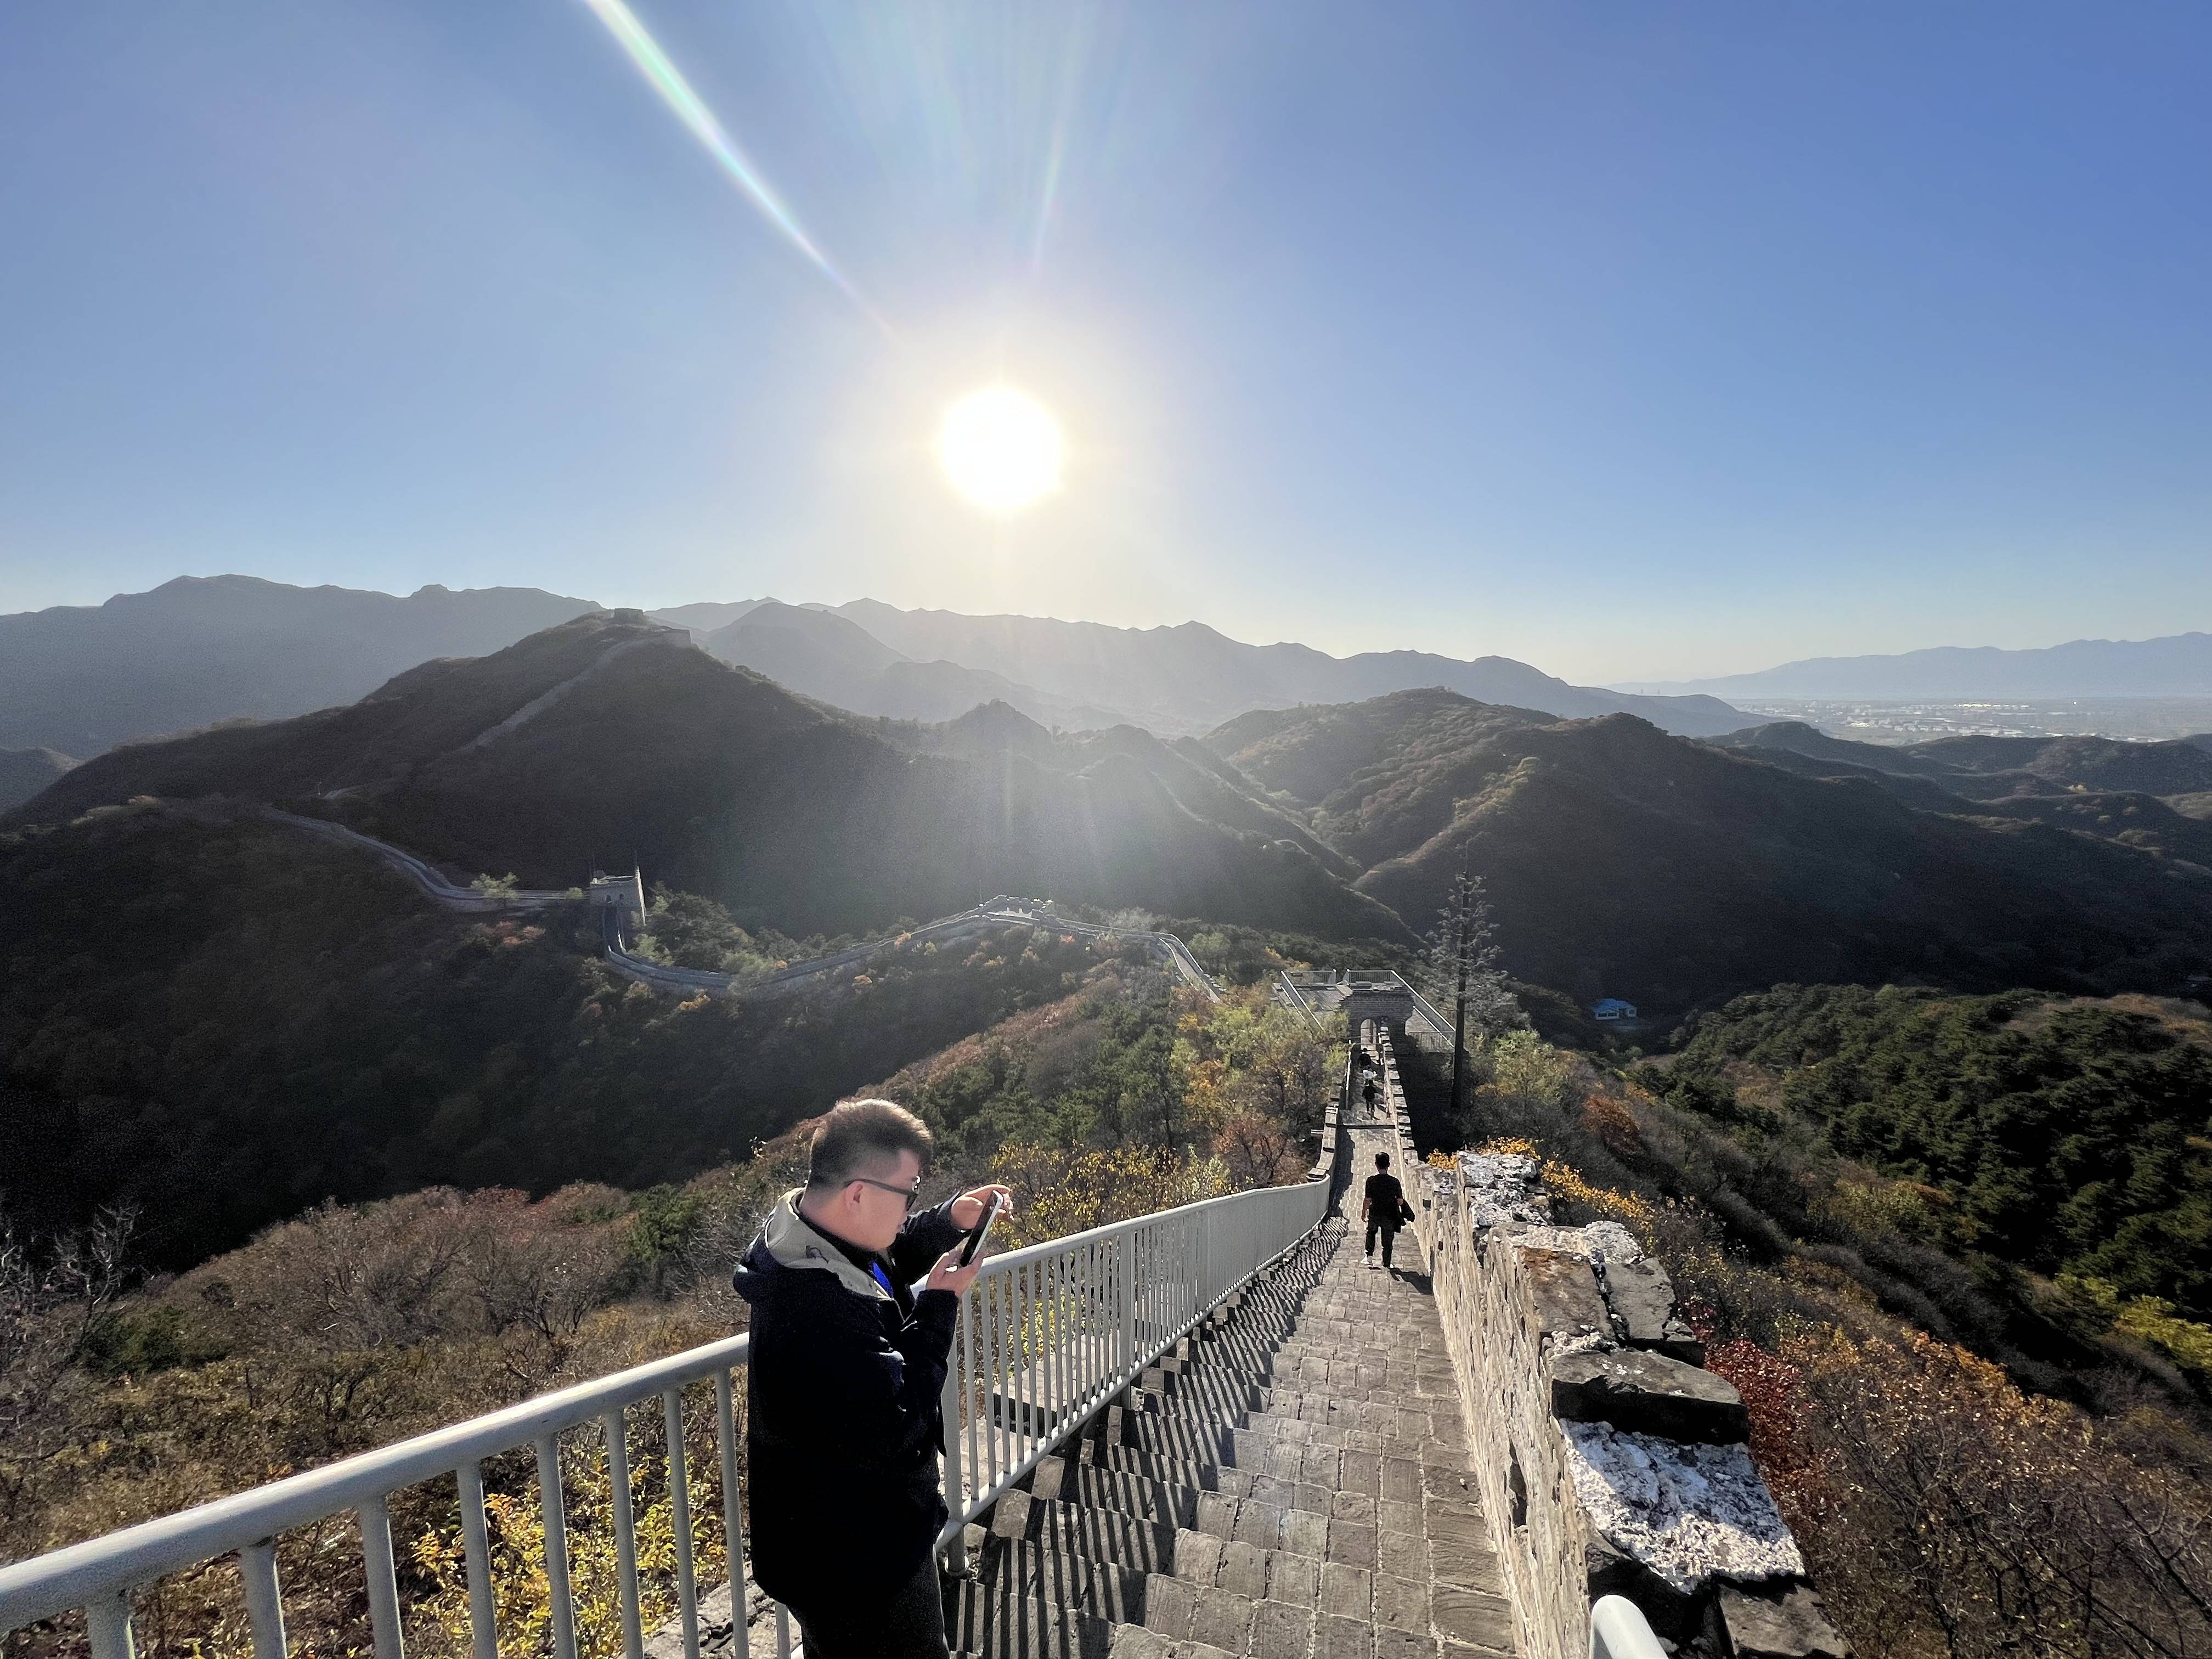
1412 1147 1853 1658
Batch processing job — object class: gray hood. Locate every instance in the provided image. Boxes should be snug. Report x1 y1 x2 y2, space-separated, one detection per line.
751 1189 891 1302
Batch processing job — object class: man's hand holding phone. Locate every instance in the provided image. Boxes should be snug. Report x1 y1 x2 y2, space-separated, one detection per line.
925 1246 983 1297
950 1184 1014 1231
926 1184 1015 1296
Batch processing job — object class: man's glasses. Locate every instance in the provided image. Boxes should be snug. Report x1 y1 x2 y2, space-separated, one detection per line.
850 1176 923 1212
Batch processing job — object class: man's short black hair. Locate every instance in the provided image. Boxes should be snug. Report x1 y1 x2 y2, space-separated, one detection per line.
806 1098 934 1192
1375 1152 1390 1169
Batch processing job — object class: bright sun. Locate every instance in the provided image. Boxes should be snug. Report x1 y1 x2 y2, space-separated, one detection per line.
937 386 1062 515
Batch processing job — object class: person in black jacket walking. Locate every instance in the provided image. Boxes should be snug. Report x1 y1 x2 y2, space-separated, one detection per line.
731 1099 1013 1658
1363 1151 1412 1273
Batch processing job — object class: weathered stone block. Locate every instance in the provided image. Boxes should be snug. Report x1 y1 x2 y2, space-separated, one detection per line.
1712 1578 1854 1658
1516 1248 1612 1346
1188 1584 1257 1651
1280 1506 1330 1560
1172 1527 1223 1585
1433 1584 1515 1650
1266 1548 1321 1606
1325 1519 1378 1570
1562 1423 1803 1599
1141 1572 1197 1639
1549 1348 1750 1445
1250 1599 1316 1659
1458 1150 1550 1233
1317 1613 1374 1659
1216 1539 1268 1599
989 1488 1033 1541
1029 1454 1069 1500
1373 1572 1430 1630
1318 1560 1372 1619
1103 1622 1174 1658
1601 1256 1706 1365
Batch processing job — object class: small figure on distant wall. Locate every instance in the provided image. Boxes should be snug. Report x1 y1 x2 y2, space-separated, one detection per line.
1362 1075 1380 1113
1363 1152 1414 1273
732 1099 1014 1658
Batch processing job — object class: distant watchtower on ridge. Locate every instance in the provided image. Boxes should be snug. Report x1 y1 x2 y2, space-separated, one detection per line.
586 868 647 943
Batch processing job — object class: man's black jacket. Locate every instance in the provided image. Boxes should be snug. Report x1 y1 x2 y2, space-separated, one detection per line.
1364 1171 1409 1229
731 1191 965 1612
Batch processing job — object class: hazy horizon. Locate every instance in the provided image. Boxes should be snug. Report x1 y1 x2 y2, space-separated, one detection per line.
12 571 2212 697
5 2 2209 682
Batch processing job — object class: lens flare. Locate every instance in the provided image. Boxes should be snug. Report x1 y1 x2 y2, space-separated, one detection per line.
577 0 891 335
938 387 1063 516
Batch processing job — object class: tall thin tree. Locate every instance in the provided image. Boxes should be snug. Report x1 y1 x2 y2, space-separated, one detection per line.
1426 867 1513 1122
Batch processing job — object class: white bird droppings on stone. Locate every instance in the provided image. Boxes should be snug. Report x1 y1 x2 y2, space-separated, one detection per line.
1508 1220 1646 1265
1457 1152 1551 1231
1561 1421 1804 1595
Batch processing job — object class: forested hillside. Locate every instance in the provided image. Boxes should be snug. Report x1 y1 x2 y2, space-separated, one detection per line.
12 613 1405 944
1430 998 2212 1657
0 802 1152 1268
1205 689 2212 1012
1639 984 2212 1326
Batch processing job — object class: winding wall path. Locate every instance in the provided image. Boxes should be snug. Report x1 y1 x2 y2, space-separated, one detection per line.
266 809 1223 1004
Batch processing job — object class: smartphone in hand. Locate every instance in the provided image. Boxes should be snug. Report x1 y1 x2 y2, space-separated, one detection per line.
957 1193 1002 1267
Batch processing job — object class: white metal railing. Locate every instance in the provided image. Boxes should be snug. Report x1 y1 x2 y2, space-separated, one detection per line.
0 1181 1327 1659
935 1178 1327 1551
0 1333 756 1659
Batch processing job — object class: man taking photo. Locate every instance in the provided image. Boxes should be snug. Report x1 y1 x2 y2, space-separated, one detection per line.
732 1098 1013 1658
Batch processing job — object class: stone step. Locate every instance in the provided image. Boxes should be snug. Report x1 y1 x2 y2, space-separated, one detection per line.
1060 1443 1352 1522
1103 1410 1236 1470
951 1214 1527 1658
950 1537 1138 1656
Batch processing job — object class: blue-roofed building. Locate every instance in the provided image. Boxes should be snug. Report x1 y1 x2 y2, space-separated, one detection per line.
1592 997 1638 1021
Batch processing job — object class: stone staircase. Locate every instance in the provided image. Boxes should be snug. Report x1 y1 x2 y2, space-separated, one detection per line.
945 1204 1513 1659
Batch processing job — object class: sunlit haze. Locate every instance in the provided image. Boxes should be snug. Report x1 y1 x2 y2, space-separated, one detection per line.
2 3 2208 681
938 388 1063 516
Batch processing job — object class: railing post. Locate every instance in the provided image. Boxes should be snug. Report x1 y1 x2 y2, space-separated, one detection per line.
358 1497 405 1659
1118 1226 1138 1383
939 1302 967 1575
604 1411 645 1659
240 1540 287 1659
1195 1206 1210 1319
663 1392 701 1659
456 1462 498 1659
84 1588 135 1659
535 1436 577 1659
714 1370 746 1617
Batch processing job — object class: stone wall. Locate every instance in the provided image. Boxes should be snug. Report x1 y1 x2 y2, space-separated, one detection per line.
1372 1032 1851 1659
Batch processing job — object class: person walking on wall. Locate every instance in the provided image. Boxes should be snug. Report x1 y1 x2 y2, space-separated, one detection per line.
732 1098 1014 1659
1363 1150 1412 1272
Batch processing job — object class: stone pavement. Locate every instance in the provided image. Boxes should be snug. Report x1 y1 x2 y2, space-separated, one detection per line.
946 1119 1513 1658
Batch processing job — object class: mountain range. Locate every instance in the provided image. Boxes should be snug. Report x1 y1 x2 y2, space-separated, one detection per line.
687 601 1126 731
8 612 1407 944
811 599 1748 736
0 574 1750 762
1201 690 2212 1011
0 575 601 756
16 612 2211 1015
1621 631 2212 699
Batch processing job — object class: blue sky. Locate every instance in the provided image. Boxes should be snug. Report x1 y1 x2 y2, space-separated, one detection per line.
2 2 2207 682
